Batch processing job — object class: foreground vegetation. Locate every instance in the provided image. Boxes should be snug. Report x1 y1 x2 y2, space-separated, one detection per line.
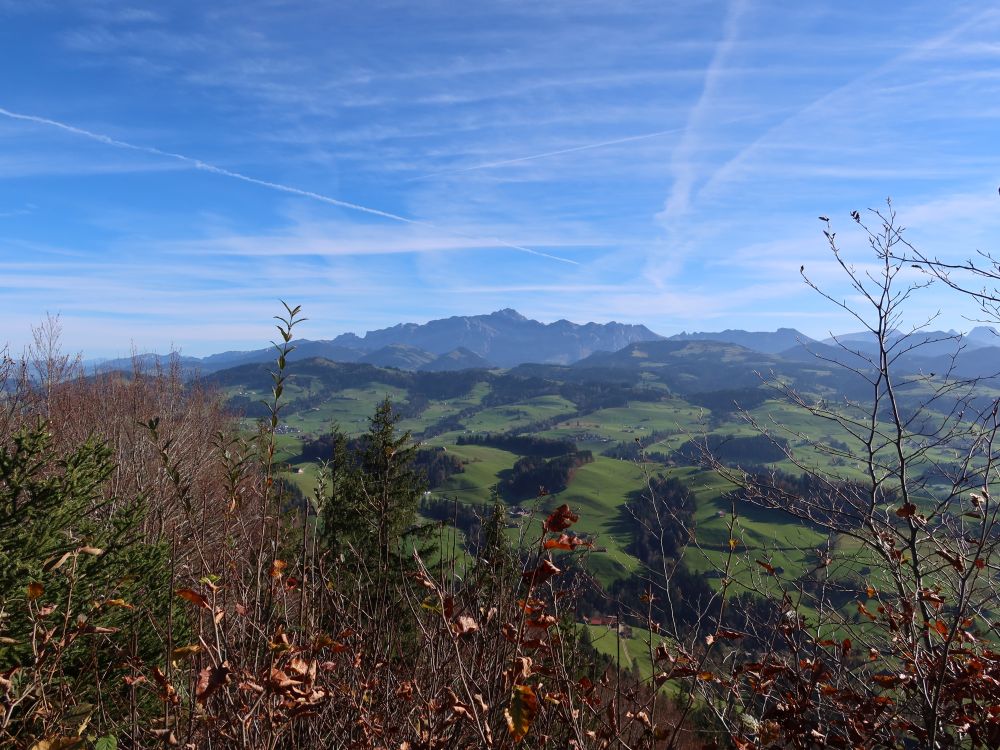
2 307 707 749
4 207 1000 748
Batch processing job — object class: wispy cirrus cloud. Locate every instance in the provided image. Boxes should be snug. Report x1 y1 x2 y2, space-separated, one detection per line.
696 7 1000 205
0 105 577 264
659 0 749 226
3 1 1000 355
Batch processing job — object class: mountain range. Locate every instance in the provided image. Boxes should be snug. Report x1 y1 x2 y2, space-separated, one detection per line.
86 310 1000 381
89 309 662 373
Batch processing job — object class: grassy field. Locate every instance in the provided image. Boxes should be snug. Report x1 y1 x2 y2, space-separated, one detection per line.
583 623 661 681
540 399 710 451
456 394 578 433
552 457 651 581
433 443 519 500
269 390 840 593
428 448 652 584
289 384 411 435
397 382 491 435
203 338 1000 694
241 363 944 623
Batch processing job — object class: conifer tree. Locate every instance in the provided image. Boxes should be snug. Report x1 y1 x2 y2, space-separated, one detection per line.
320 398 424 559
0 422 174 743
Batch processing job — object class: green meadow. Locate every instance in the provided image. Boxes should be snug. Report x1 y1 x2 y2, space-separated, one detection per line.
233 359 971 616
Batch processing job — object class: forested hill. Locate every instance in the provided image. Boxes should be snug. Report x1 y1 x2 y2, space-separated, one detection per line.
205 332 1000 417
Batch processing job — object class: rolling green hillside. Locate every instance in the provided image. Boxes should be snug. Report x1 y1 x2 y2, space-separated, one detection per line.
209 344 977 604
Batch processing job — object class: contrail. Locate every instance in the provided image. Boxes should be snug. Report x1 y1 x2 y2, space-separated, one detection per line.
410 127 683 181
0 106 577 265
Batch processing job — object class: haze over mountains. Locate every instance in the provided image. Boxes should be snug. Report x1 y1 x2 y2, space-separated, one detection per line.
88 310 1000 381
92 309 662 372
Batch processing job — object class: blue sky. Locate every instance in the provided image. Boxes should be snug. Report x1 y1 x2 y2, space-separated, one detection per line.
2 1 1000 357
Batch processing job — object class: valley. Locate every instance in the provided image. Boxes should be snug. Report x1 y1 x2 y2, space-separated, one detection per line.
202 321 983 618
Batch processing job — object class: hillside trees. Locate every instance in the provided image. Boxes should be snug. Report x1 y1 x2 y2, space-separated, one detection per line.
501 450 594 501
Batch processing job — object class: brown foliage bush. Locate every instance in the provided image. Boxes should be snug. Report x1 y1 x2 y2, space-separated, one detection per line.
1 310 700 749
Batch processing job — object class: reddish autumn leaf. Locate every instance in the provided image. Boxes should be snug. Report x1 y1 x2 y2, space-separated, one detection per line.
932 620 949 636
935 549 965 572
920 588 945 607
518 598 545 615
755 559 775 575
857 601 876 621
395 681 414 700
543 533 591 550
895 502 917 518
974 558 986 570
502 623 519 643
152 665 179 705
543 504 578 532
521 559 561 586
196 663 231 704
27 582 43 600
176 588 209 609
452 614 479 636
269 559 287 578
666 667 699 679
715 628 744 640
511 656 533 682
505 684 539 743
872 674 902 687
527 613 558 630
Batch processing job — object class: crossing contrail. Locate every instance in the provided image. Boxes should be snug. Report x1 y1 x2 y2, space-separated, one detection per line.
0 106 577 265
410 127 683 181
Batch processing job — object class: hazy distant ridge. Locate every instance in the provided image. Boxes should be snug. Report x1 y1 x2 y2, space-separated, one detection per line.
88 309 663 373
327 308 663 367
86 315 1000 380
668 327 816 354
